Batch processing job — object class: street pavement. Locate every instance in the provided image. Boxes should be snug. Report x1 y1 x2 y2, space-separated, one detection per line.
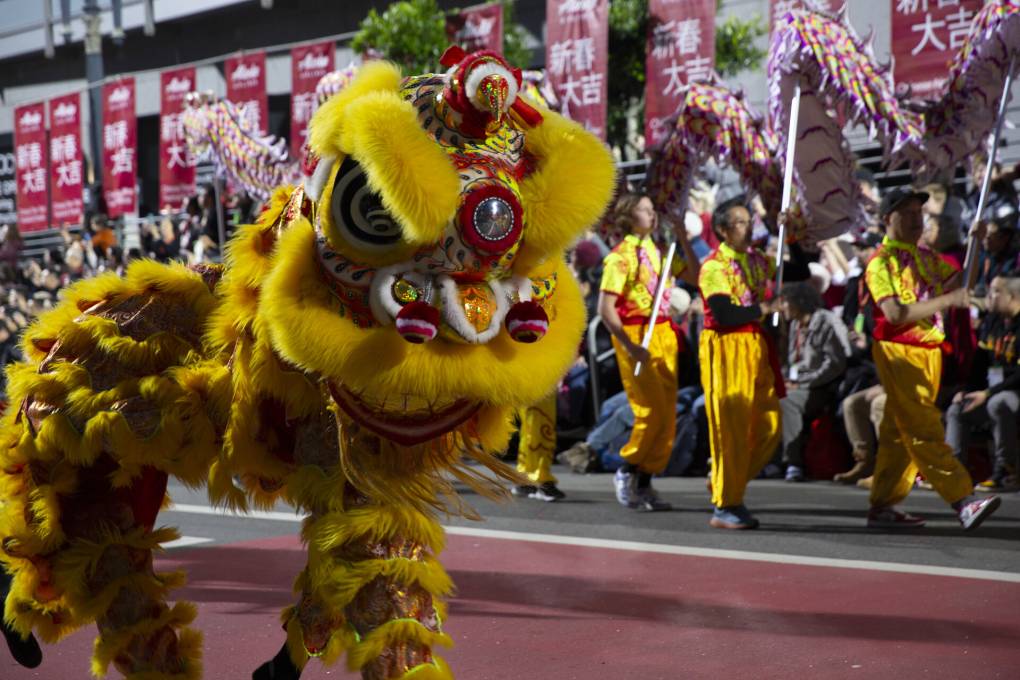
4 466 1020 679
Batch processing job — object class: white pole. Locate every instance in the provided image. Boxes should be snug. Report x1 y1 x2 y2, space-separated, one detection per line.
634 240 676 377
773 81 802 325
963 52 1017 286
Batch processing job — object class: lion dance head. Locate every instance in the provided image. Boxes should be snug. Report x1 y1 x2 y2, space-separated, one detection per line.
252 47 616 486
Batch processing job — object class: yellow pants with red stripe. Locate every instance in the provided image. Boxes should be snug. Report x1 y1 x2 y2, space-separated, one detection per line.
871 341 973 507
611 322 678 475
517 394 558 485
700 328 781 508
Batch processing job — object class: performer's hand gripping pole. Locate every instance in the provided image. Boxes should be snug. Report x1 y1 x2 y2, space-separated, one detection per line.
773 81 802 326
963 52 1017 286
634 240 676 377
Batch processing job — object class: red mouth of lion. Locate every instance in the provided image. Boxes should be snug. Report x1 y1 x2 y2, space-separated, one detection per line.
327 381 480 447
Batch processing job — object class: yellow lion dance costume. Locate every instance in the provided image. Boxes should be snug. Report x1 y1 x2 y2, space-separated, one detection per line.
0 48 615 680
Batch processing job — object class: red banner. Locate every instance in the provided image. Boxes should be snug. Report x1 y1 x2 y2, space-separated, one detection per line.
13 102 48 232
645 0 715 149
102 78 137 218
446 2 504 55
226 51 269 135
545 0 610 140
892 0 983 100
48 93 84 227
159 66 196 210
769 1 839 34
291 41 334 156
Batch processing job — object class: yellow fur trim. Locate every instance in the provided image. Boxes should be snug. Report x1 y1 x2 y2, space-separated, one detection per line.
261 222 587 409
401 656 454 680
310 556 452 609
304 505 445 554
91 601 198 677
319 91 460 247
0 526 186 644
4 597 78 644
346 620 453 671
7 373 220 486
22 259 215 362
111 626 202 680
309 61 403 160
201 201 326 512
53 526 184 621
516 109 616 272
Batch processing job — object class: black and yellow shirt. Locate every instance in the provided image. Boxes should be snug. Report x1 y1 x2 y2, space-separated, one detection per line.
972 312 1020 396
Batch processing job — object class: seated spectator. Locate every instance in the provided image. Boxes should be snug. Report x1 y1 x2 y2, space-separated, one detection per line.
0 224 22 271
975 214 1019 297
838 385 885 486
922 181 968 226
557 385 704 477
89 213 117 257
835 232 883 485
966 154 1019 231
778 281 851 482
945 275 1020 492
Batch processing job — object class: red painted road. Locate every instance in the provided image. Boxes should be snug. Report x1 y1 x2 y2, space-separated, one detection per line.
6 533 1020 679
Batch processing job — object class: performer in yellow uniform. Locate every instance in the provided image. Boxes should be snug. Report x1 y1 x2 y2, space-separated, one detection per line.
699 198 790 529
865 188 1001 530
598 194 698 511
512 394 566 501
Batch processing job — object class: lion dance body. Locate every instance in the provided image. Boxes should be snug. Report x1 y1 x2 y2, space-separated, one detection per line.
0 48 615 679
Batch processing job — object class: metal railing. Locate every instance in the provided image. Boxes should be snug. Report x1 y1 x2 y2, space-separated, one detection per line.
586 315 617 419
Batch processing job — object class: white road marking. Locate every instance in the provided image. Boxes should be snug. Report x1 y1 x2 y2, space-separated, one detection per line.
164 503 1020 584
162 535 213 549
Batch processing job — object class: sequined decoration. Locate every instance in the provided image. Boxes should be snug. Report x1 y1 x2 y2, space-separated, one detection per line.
392 278 420 304
459 285 497 333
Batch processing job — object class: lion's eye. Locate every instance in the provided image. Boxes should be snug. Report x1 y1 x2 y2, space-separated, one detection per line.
330 157 402 248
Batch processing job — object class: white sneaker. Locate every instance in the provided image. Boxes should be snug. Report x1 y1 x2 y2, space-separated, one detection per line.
633 485 672 512
958 495 1001 531
614 469 637 508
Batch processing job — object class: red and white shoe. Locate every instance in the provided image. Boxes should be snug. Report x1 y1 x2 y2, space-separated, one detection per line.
958 495 1001 531
867 506 926 529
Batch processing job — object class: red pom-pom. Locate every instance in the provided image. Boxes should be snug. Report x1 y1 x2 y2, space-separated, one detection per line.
505 301 549 343
395 302 441 343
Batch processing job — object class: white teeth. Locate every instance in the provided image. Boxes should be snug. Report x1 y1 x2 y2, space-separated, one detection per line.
438 275 509 344
512 275 533 302
368 259 517 343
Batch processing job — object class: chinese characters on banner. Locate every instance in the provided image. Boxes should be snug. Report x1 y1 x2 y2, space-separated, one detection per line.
48 93 84 227
446 2 504 54
13 103 48 232
645 0 715 149
159 67 196 210
892 0 983 100
291 41 334 157
0 148 15 226
226 51 269 135
545 0 610 139
102 78 137 218
769 0 838 34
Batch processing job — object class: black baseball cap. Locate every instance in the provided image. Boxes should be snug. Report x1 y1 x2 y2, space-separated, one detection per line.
878 187 929 218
